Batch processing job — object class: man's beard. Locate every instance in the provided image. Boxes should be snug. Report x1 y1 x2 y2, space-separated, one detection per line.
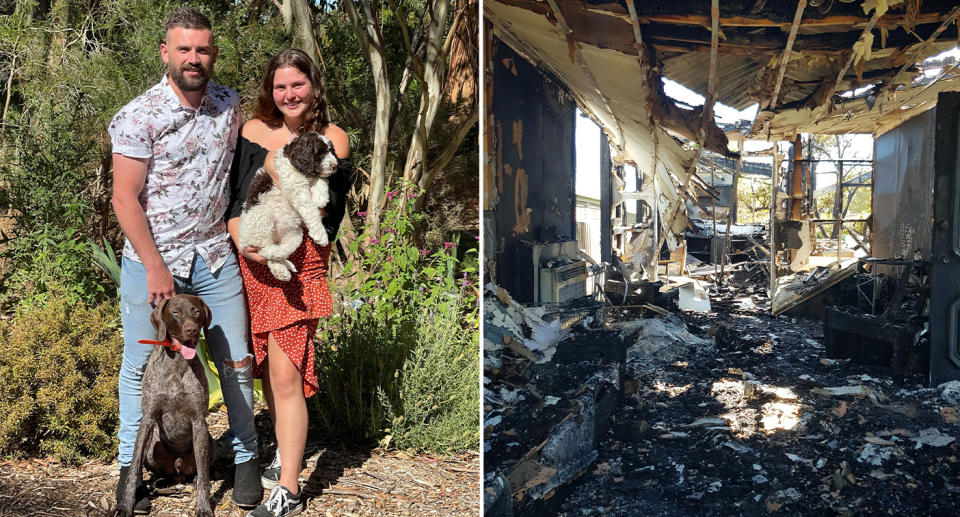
169 63 210 92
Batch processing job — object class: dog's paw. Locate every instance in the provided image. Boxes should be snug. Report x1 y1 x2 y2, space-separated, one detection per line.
269 263 292 282
310 228 329 246
283 259 298 273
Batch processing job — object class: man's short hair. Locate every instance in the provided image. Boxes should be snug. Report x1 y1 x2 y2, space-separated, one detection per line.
164 7 212 34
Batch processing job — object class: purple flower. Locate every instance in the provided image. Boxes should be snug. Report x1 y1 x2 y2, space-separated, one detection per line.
370 238 380 245
386 228 395 233
407 191 418 199
385 190 399 200
475 235 480 240
357 211 368 217
444 242 456 249
419 248 431 256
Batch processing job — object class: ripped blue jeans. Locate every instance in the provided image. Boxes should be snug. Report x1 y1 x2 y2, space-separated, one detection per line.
117 254 257 466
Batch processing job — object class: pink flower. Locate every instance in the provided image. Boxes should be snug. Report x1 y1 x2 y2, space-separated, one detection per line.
357 211 368 217
444 242 456 249
385 190 399 200
370 238 380 245
386 228 395 233
407 192 418 199
387 256 394 263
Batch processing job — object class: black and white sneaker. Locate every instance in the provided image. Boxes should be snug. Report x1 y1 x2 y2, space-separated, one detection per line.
260 449 281 490
248 485 304 517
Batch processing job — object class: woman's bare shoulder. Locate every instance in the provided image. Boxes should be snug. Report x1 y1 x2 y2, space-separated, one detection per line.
324 123 350 158
242 118 283 150
241 118 268 140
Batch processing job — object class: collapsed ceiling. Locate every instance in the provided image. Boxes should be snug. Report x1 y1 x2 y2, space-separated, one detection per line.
486 0 960 249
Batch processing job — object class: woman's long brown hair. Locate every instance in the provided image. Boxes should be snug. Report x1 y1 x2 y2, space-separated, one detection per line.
253 48 329 135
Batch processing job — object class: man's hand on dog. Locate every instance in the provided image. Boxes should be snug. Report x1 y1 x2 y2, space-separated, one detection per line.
147 265 175 306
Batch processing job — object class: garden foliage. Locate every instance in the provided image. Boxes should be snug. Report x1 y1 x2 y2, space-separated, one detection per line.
311 184 479 452
0 288 123 463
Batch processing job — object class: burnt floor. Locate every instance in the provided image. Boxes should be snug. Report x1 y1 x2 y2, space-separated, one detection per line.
486 285 960 516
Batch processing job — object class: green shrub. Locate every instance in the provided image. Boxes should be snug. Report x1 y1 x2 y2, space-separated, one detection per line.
0 227 111 312
0 289 123 463
381 301 479 454
309 183 479 453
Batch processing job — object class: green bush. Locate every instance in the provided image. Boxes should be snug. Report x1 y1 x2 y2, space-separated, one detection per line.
0 227 111 312
0 289 123 463
309 183 479 453
381 301 479 454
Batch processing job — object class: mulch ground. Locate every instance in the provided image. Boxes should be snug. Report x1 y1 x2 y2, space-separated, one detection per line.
0 405 479 516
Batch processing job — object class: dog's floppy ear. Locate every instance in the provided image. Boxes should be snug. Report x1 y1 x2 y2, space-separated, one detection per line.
196 296 212 331
150 297 172 342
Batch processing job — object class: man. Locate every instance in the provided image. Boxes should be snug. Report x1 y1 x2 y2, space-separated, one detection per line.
108 7 260 513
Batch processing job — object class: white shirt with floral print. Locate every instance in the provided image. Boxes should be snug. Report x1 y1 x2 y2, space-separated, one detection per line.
108 74 242 278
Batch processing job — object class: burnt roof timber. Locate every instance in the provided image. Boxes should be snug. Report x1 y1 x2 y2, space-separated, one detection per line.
632 12 951 30
769 0 807 110
699 0 720 146
883 5 960 93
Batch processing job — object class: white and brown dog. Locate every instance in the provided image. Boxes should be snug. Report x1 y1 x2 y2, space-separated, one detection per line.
238 132 338 281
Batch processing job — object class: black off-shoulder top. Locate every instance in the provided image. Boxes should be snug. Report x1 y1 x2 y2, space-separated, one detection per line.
227 135 354 243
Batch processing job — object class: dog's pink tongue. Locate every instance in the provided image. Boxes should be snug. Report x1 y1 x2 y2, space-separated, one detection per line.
174 339 197 360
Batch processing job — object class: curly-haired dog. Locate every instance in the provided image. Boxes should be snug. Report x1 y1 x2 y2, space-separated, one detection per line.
238 132 338 281
117 294 215 517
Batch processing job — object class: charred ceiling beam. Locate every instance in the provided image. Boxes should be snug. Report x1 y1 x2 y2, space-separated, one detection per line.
624 1 736 158
699 0 720 145
768 0 807 110
641 21 957 55
822 10 884 112
883 5 960 95
631 11 951 30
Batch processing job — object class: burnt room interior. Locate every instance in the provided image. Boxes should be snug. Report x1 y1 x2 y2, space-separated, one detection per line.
483 1 960 515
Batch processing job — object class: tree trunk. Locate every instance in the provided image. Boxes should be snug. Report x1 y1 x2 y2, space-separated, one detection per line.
400 0 452 188
282 0 320 67
343 0 392 237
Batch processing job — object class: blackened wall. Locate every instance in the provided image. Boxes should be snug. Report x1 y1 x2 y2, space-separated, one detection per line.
874 108 935 260
490 38 576 302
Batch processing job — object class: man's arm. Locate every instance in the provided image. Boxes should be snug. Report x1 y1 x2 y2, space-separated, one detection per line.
111 154 174 305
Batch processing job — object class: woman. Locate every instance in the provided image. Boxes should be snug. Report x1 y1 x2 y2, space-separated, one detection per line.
226 48 351 517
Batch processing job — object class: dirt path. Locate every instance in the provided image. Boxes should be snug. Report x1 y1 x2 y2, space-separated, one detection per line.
0 407 479 516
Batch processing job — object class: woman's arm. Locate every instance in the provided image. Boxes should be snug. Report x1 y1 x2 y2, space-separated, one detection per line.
227 216 268 265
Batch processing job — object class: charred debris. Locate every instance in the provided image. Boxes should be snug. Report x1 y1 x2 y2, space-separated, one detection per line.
484 0 960 515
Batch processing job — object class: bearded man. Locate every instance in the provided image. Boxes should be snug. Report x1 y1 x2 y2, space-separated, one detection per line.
108 7 260 513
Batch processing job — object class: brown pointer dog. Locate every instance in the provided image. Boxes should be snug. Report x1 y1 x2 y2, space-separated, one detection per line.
117 294 216 517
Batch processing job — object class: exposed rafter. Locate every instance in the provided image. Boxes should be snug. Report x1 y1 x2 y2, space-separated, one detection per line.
769 0 807 110
699 0 720 146
883 4 960 96
824 10 884 108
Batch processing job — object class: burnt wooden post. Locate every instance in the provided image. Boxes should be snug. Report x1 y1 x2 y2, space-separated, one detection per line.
600 131 612 264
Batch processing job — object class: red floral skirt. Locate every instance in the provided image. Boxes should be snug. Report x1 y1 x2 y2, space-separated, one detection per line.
239 232 332 398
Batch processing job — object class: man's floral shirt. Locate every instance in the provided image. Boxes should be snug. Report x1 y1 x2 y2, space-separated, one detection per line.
108 74 242 278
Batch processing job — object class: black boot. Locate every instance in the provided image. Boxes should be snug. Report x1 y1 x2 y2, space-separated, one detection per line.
116 465 151 515
232 457 263 508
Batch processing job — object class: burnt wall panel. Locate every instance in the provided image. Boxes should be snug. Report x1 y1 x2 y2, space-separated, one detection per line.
491 38 576 303
873 109 935 260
